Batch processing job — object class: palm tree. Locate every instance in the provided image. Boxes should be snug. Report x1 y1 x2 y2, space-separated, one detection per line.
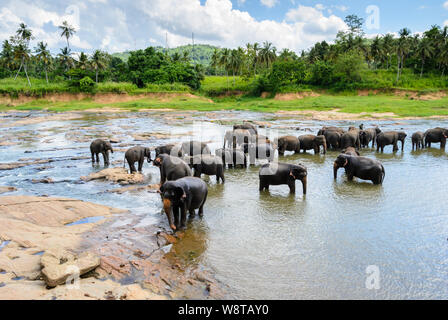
59 21 76 50
34 41 51 83
14 23 33 85
219 48 231 89
416 37 434 77
1 40 15 76
58 47 74 75
211 48 220 75
396 28 411 81
382 34 395 69
90 50 110 83
370 36 382 69
77 52 89 70
259 41 276 69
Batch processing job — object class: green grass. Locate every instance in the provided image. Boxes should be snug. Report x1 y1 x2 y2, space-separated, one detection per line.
199 76 253 96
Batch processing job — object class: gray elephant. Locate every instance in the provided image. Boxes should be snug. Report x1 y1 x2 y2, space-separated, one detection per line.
181 141 211 157
360 127 381 148
412 132 425 150
153 154 192 185
376 131 407 152
298 135 327 154
90 139 113 166
241 143 275 164
277 136 301 155
317 126 345 136
333 154 385 185
160 177 208 231
192 155 225 183
321 130 342 149
233 123 258 135
155 144 183 157
341 127 361 149
424 127 448 149
124 146 152 173
259 162 307 194
215 148 247 168
224 129 253 148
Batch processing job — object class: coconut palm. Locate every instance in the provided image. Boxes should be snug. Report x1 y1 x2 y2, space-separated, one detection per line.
77 52 90 70
416 37 434 77
219 48 231 89
382 33 395 69
59 21 76 50
58 47 74 75
259 41 276 69
34 42 51 83
90 50 110 83
1 40 15 76
211 48 220 75
396 28 411 81
13 42 31 86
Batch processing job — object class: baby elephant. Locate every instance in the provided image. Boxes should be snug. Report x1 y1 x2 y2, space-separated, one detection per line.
90 139 113 166
333 154 385 185
160 177 208 231
412 132 425 150
192 155 225 183
259 162 307 194
124 146 152 173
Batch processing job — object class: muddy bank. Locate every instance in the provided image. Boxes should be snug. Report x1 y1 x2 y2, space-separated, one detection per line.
0 196 223 300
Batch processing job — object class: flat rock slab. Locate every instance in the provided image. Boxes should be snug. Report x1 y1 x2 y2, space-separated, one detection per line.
41 249 100 287
107 184 160 194
81 168 145 185
0 186 17 194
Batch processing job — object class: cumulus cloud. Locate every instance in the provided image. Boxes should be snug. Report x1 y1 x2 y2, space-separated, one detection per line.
260 0 278 8
444 1 448 10
0 0 348 54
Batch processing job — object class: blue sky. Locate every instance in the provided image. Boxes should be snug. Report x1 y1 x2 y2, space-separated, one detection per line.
1 0 448 54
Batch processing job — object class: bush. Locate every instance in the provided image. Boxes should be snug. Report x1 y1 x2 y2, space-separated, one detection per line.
331 51 368 88
79 76 96 93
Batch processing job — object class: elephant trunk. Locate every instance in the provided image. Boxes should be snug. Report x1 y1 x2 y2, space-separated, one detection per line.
301 175 307 195
323 141 327 154
163 198 176 231
333 162 339 179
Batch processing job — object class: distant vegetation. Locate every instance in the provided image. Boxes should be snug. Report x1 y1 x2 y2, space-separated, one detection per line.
1 15 447 97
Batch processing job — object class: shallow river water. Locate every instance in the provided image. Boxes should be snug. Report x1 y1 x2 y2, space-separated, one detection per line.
1 110 448 299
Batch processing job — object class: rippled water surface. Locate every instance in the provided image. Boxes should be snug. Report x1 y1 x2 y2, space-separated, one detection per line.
1 110 448 299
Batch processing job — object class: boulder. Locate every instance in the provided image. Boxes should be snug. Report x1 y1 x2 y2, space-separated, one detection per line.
41 249 100 287
81 168 145 185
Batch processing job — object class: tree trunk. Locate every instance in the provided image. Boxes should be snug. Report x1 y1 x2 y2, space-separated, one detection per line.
396 54 401 82
96 68 98 83
420 58 425 78
45 67 48 84
14 62 23 80
24 63 31 87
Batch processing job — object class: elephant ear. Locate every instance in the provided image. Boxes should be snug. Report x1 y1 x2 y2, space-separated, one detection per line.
174 186 186 201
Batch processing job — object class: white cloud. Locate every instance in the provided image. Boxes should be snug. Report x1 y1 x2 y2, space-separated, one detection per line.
444 20 448 27
315 4 325 11
260 0 278 8
444 1 448 10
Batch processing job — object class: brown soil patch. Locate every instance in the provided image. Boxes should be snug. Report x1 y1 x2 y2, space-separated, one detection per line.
273 92 321 100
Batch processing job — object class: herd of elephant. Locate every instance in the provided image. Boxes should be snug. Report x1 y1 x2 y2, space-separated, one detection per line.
88 124 448 231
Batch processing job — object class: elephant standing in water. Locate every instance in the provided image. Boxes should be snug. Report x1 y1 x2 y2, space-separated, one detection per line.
277 136 301 155
333 154 385 185
340 127 361 150
153 154 192 185
298 135 327 154
318 128 343 150
412 132 425 150
90 139 114 166
424 128 448 149
259 162 307 194
376 131 407 152
124 146 152 173
224 129 253 148
160 177 208 231
215 148 247 168
360 127 381 148
191 155 225 183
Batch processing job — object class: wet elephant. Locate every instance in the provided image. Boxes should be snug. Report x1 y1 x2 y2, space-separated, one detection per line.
321 130 342 150
233 123 258 135
153 154 192 185
341 127 361 150
376 131 407 152
277 136 301 155
215 148 247 168
412 132 425 150
160 177 208 231
334 147 360 178
181 141 211 157
424 127 448 149
317 126 345 136
333 154 385 185
241 143 275 164
90 139 113 166
224 129 253 148
192 155 225 183
360 127 381 148
155 144 183 157
259 162 307 194
298 135 327 154
124 146 152 173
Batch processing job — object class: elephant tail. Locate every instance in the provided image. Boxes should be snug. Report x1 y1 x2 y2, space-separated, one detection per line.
380 165 386 184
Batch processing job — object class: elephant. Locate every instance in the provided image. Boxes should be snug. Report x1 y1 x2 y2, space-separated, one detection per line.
90 139 113 166
181 141 211 157
224 129 253 148
277 136 301 155
317 126 345 136
424 127 448 149
321 130 342 149
376 131 407 152
215 148 247 168
153 154 192 185
160 176 208 231
155 144 183 157
241 143 275 164
124 146 152 173
233 123 258 135
192 155 225 183
259 162 307 194
412 132 425 150
340 127 361 149
360 127 381 148
333 154 385 185
298 135 327 154
342 147 360 157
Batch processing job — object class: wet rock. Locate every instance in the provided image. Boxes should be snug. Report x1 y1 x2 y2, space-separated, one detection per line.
41 249 100 287
81 168 145 185
0 186 16 194
98 255 132 279
31 178 54 184
107 184 160 194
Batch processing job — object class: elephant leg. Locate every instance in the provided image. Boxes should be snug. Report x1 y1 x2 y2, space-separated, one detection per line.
173 206 180 229
138 159 143 172
180 206 187 229
102 152 108 166
347 174 354 181
91 152 95 163
188 208 195 218
130 162 137 174
95 153 100 163
288 181 296 194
